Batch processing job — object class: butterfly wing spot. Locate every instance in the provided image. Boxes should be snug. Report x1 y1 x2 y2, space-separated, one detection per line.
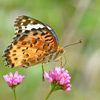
17 46 21 49
18 30 22 33
22 42 27 45
23 35 28 38
33 32 38 36
13 50 17 52
19 36 25 41
22 19 26 22
27 40 31 44
45 35 51 38
37 56 43 61
11 64 14 67
24 30 30 33
14 58 18 60
26 47 28 49
13 41 18 45
41 32 45 36
26 54 29 57
22 49 25 51
36 48 43 54
16 34 21 37
12 54 16 56
23 52 25 54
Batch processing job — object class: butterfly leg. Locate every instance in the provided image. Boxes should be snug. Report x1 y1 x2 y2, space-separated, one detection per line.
42 63 45 81
55 55 67 67
60 57 62 67
62 54 67 67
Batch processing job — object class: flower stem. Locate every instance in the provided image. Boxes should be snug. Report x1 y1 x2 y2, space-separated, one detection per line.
45 89 53 100
12 87 17 100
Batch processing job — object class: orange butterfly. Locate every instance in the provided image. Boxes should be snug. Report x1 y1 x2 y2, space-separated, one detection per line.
2 15 81 68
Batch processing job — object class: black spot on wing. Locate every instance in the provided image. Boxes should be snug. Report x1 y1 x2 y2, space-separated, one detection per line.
17 34 20 37
14 58 18 60
18 30 22 33
11 63 14 68
31 28 37 31
13 50 17 52
33 32 38 36
45 35 51 38
41 32 45 36
45 38 53 41
25 30 30 33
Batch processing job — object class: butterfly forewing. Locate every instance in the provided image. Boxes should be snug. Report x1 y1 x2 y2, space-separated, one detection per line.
13 15 59 49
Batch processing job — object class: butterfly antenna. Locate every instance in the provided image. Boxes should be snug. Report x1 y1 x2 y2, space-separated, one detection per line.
42 63 45 81
64 39 82 48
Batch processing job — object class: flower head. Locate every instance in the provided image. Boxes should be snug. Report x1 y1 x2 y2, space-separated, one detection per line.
43 66 71 91
3 71 25 87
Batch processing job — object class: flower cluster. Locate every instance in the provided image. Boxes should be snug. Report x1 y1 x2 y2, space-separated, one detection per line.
3 71 25 87
43 66 71 91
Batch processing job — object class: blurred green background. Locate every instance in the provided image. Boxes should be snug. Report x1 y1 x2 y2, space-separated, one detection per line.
0 0 100 100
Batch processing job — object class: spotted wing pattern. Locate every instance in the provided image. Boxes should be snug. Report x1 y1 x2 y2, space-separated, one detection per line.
2 15 66 68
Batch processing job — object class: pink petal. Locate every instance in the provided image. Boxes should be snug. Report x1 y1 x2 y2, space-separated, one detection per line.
54 67 62 80
6 78 13 86
3 75 8 82
64 80 70 84
49 70 55 80
13 79 18 85
17 75 25 83
61 68 65 72
9 72 13 78
60 77 65 85
43 72 53 83
14 71 18 78
63 70 68 75
63 84 71 90
66 84 71 88
66 87 71 91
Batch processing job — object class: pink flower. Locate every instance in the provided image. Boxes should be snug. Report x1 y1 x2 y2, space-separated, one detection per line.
43 66 71 91
3 71 25 87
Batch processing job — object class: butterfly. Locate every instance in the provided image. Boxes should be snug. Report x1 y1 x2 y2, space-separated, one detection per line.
2 15 67 68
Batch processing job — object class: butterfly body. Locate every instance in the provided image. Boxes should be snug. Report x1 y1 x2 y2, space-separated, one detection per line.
2 15 66 68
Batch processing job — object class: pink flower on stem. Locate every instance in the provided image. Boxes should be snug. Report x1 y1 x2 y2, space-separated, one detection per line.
3 71 25 87
43 66 71 91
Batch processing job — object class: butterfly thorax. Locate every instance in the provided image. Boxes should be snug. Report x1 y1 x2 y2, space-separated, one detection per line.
47 46 66 62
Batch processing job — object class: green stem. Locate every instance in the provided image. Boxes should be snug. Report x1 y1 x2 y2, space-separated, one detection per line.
45 89 53 100
12 88 17 100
